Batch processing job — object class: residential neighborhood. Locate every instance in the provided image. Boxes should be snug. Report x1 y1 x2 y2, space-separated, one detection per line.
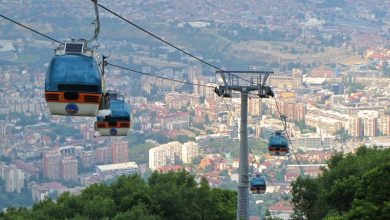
1 0 390 218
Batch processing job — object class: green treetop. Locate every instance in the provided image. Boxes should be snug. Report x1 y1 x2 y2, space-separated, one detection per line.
291 146 390 220
0 170 236 220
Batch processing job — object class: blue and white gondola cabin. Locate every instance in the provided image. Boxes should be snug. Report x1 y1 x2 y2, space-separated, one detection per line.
250 174 266 194
95 94 131 136
268 131 289 156
45 40 104 116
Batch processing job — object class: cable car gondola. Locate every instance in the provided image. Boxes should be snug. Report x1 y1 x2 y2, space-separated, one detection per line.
45 42 104 116
95 92 131 136
268 130 289 156
44 0 108 117
250 174 266 194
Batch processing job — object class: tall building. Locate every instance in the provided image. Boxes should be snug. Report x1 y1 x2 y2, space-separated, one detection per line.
306 115 343 134
182 142 200 164
188 64 201 82
278 101 305 121
248 98 262 116
0 163 5 179
43 149 62 180
292 68 303 88
380 114 390 136
358 110 379 137
205 83 218 102
112 141 129 163
364 117 378 137
193 78 206 96
81 151 96 169
269 69 302 90
149 141 182 170
61 156 78 181
0 163 24 193
348 116 363 137
96 147 112 164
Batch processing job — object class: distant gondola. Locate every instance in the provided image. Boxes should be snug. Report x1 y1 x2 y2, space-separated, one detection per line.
95 92 131 136
250 174 266 194
268 130 289 156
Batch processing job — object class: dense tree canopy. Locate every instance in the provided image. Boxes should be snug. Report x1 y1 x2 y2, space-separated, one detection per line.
0 171 236 220
291 146 390 220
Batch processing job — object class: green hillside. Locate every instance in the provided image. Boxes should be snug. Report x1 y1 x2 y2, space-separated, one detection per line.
291 146 390 220
0 171 236 220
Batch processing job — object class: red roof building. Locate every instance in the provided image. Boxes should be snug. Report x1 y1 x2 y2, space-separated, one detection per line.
269 201 293 220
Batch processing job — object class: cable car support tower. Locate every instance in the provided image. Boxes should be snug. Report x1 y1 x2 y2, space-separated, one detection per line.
215 70 274 220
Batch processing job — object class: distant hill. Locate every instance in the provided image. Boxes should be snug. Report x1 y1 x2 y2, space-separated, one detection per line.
291 146 390 220
0 171 236 220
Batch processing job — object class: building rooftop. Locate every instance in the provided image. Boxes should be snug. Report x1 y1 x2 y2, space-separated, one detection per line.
370 137 390 147
269 201 293 212
96 162 138 172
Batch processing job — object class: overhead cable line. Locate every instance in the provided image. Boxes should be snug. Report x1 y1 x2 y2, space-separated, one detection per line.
111 62 271 189
0 14 63 45
220 97 239 128
97 3 254 84
1 9 253 85
1 10 255 92
273 97 305 176
0 13 243 122
97 3 220 71
107 63 215 88
3 12 290 201
1 12 274 172
0 13 213 89
220 93 288 198
108 63 246 140
0 14 215 90
108 63 247 133
215 81 286 197
248 136 290 200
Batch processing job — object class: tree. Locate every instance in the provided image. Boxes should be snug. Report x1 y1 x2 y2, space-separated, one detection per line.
291 146 390 219
176 135 195 144
348 83 364 93
192 122 205 130
191 156 202 165
335 128 351 143
265 210 283 220
1 171 237 220
206 129 214 135
205 114 210 124
383 61 390 77
294 120 316 133
151 133 169 144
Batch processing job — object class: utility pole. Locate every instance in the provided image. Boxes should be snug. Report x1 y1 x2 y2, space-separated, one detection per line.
215 71 274 220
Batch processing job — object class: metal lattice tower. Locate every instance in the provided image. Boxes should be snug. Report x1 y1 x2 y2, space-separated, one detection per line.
215 70 274 220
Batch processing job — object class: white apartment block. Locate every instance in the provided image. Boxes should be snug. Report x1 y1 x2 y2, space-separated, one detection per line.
306 106 351 127
305 115 343 134
149 141 182 170
0 163 25 193
357 110 379 137
205 83 218 102
149 141 200 170
292 134 334 150
348 116 362 137
248 98 262 117
182 142 200 164
380 115 390 136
